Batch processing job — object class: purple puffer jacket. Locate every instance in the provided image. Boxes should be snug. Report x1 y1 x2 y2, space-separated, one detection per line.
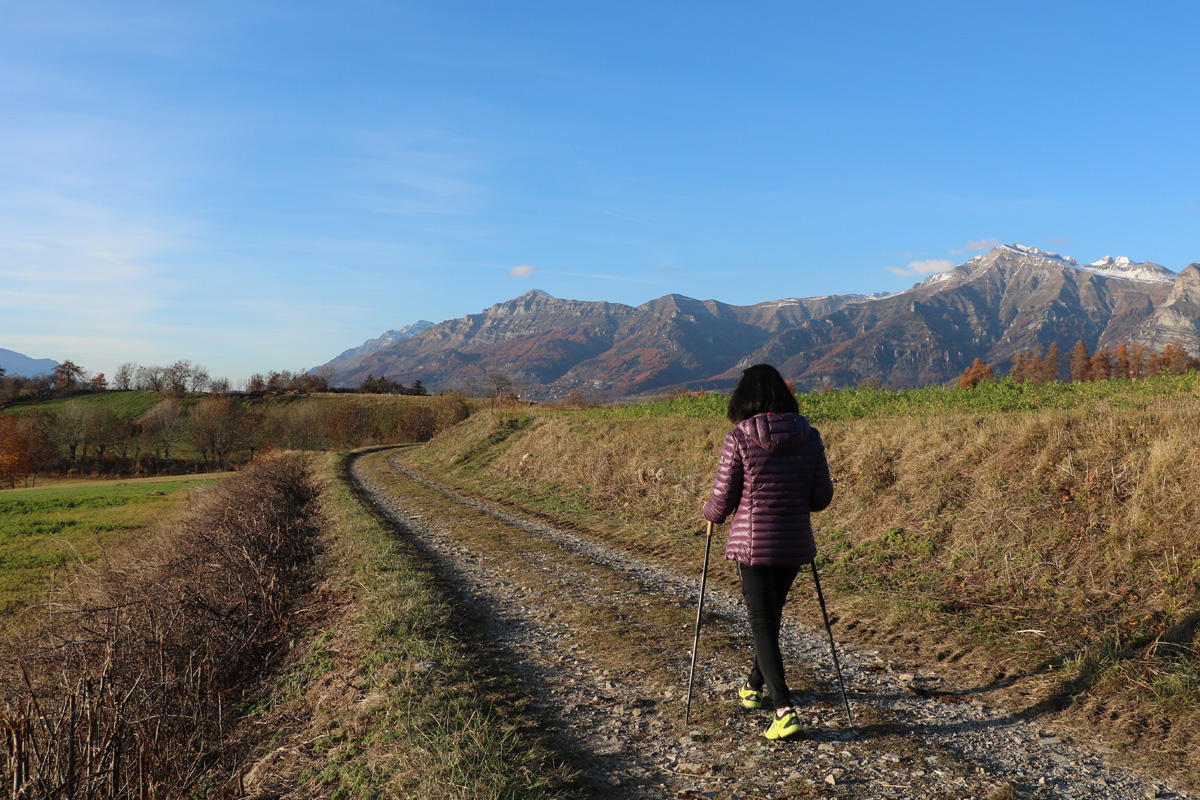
702 412 834 567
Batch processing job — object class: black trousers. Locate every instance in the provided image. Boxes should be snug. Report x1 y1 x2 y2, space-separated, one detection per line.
738 562 801 711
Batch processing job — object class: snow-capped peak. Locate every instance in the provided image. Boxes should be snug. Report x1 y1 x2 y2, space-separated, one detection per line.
999 244 1080 267
998 244 1174 284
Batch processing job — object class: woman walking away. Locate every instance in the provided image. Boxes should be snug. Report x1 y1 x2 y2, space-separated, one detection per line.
702 364 834 740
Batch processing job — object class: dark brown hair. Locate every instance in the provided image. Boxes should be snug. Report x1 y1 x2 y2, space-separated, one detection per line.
727 363 799 423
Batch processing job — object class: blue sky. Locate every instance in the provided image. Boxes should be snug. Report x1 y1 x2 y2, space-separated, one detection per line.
3 1 1198 385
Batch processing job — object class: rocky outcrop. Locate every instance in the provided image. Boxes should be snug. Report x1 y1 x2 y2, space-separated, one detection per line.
1133 264 1200 353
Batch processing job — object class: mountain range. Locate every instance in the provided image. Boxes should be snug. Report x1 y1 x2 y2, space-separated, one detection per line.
318 244 1200 398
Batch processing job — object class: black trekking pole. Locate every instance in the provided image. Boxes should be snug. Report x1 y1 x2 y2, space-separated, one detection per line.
811 561 854 726
684 521 715 724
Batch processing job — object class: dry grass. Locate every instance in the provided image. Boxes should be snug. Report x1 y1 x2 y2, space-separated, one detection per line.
225 449 583 800
0 455 322 798
408 399 1200 787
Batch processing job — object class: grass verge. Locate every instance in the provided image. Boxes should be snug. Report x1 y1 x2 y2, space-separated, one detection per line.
238 448 581 799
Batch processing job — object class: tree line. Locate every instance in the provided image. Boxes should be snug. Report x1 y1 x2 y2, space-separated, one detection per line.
959 340 1199 388
0 393 472 489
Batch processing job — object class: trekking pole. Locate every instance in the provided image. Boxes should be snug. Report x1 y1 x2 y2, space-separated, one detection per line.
811 561 854 726
684 520 715 724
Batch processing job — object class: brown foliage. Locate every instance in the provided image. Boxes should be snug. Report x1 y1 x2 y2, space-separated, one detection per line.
958 358 995 389
0 416 33 488
397 405 439 442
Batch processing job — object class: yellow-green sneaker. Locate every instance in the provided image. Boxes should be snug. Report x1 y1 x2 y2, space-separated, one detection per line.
763 708 802 740
738 684 765 709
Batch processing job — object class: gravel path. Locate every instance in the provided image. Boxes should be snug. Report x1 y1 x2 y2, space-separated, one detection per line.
349 451 1189 800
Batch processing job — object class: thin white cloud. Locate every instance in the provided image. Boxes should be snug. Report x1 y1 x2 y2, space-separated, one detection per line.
884 258 955 277
1046 236 1070 246
949 238 1001 255
510 264 538 277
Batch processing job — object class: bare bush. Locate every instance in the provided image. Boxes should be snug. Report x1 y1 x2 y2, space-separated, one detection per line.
397 405 439 442
0 454 321 798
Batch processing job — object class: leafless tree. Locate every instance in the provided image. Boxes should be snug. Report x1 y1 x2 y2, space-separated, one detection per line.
56 400 91 462
138 364 167 392
189 395 240 469
142 398 185 459
163 359 194 395
113 361 140 391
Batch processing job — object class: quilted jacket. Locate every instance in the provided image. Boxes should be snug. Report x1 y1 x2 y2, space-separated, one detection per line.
702 412 834 567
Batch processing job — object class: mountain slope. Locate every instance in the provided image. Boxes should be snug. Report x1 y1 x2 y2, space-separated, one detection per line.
730 244 1175 390
319 245 1193 396
0 348 59 378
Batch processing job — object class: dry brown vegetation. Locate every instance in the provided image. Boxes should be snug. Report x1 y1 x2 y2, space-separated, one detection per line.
405 397 1200 786
0 455 322 798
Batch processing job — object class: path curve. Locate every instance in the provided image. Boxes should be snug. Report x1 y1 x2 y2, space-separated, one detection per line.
349 450 1189 800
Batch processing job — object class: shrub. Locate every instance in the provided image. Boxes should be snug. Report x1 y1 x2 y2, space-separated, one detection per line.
0 454 321 797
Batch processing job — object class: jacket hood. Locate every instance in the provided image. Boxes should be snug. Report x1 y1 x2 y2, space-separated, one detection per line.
736 412 812 454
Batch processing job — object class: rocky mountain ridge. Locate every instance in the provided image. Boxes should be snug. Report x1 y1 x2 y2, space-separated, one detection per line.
319 245 1200 398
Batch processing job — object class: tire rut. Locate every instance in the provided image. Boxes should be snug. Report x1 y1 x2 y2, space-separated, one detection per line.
348 450 1189 800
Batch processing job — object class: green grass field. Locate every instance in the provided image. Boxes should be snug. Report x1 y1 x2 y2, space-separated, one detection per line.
1 390 165 420
0 474 229 617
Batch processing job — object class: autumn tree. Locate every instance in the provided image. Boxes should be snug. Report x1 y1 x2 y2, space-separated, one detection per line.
1146 350 1164 377
1041 342 1060 382
326 401 370 448
1009 345 1044 383
0 415 33 488
89 373 109 391
1089 348 1112 381
1114 344 1132 379
53 360 86 392
1164 342 1189 375
1069 340 1092 382
958 358 995 389
244 373 267 395
1009 351 1030 383
1130 345 1148 378
16 410 57 476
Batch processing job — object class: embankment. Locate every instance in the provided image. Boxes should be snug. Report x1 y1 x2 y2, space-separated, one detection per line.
406 395 1200 785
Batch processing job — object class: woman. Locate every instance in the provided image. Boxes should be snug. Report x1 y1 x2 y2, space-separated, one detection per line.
702 364 834 740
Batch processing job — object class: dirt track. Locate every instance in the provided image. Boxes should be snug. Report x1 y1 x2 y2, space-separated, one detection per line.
349 449 1189 800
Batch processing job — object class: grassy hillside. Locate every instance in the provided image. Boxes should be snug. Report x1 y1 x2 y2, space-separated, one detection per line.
1 390 164 420
405 375 1200 784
